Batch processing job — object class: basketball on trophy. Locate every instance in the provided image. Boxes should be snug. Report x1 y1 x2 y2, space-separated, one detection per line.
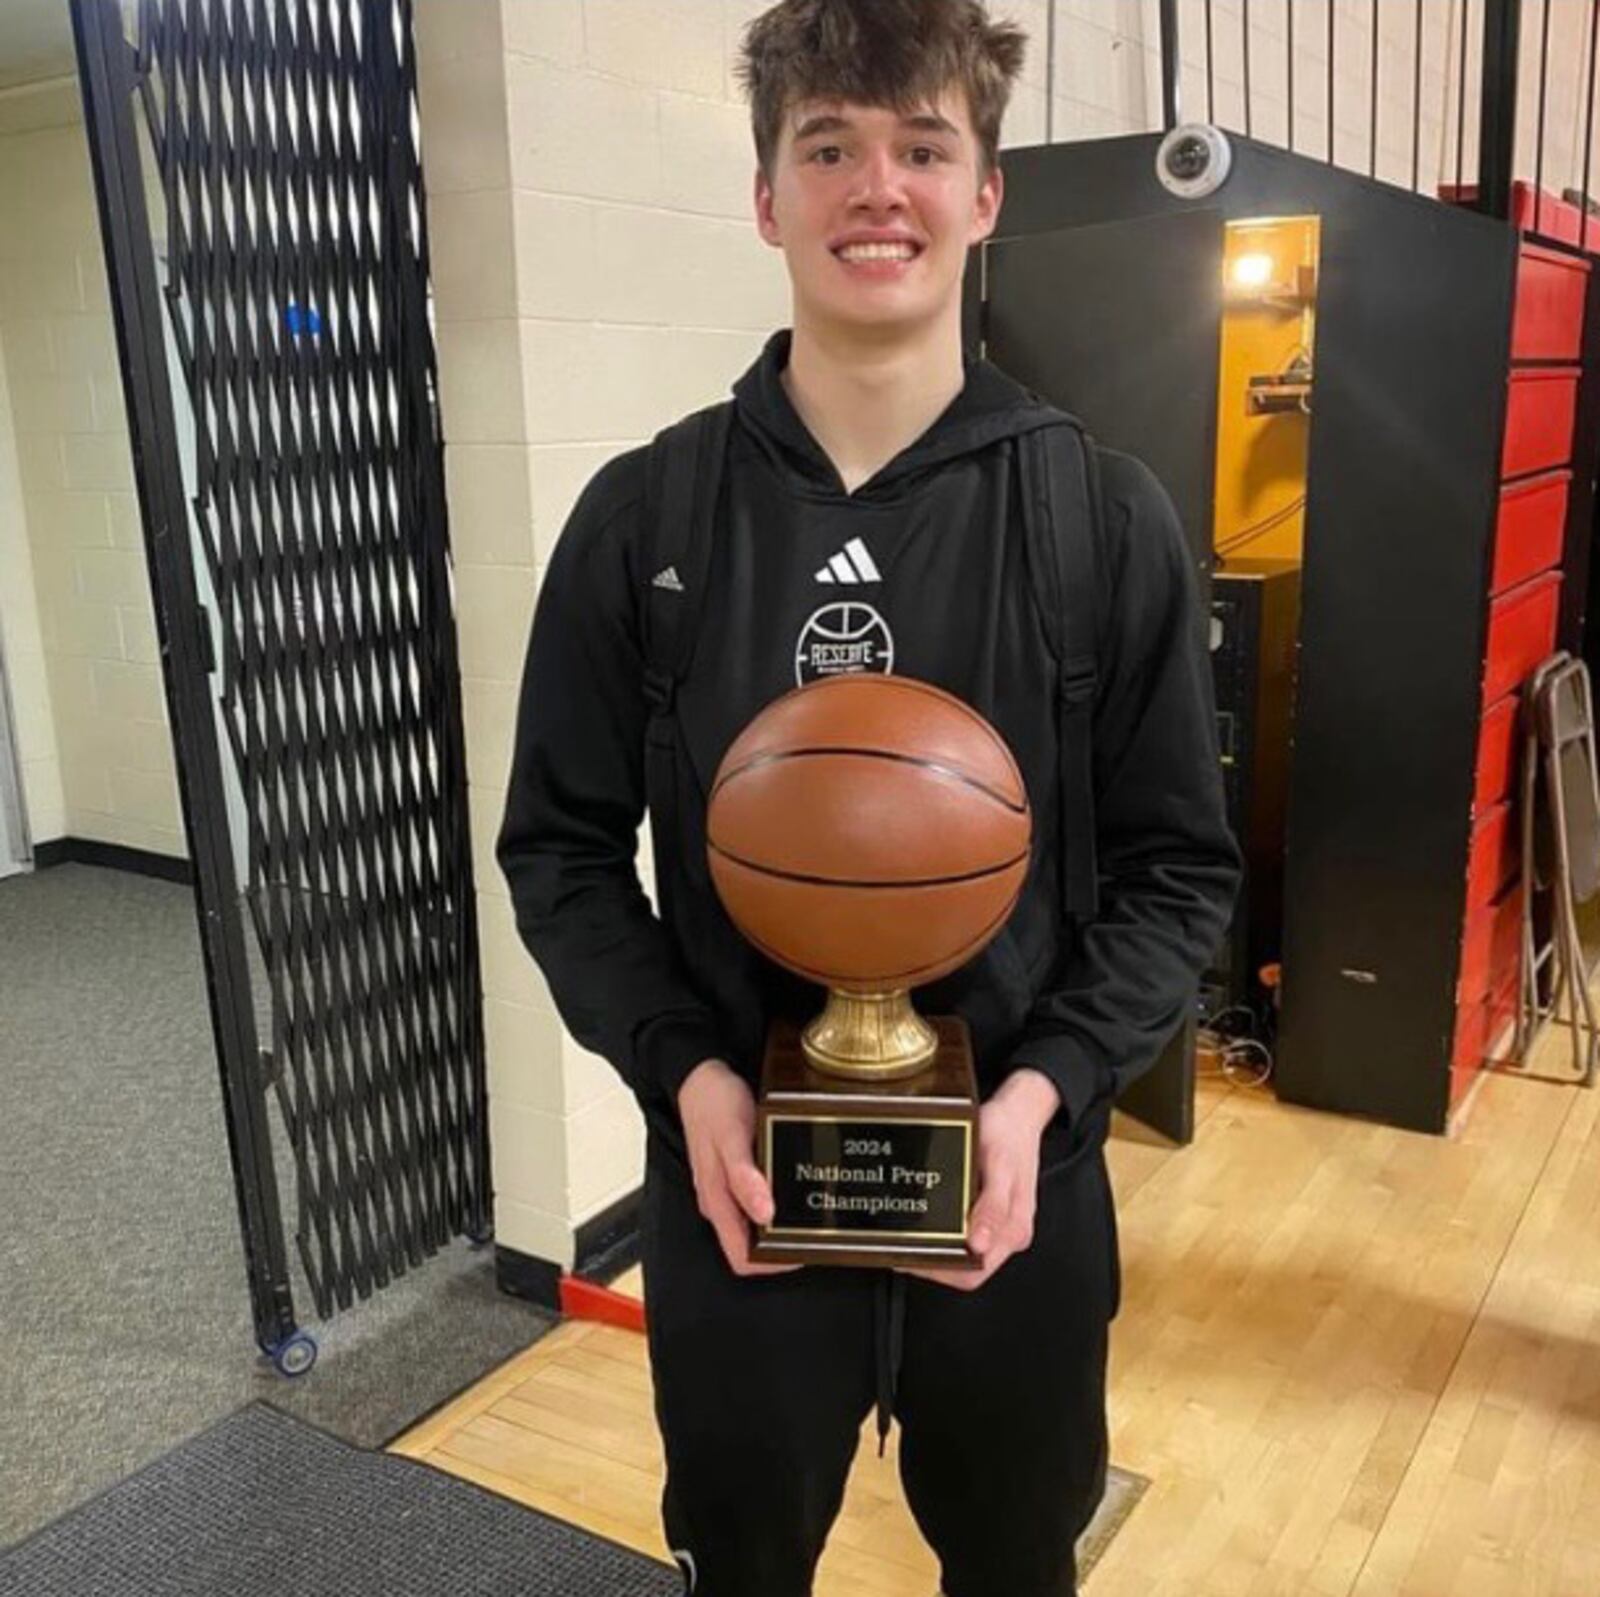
705 673 1033 994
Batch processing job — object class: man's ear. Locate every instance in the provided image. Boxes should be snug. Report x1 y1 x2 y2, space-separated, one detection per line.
969 162 1004 245
755 167 782 247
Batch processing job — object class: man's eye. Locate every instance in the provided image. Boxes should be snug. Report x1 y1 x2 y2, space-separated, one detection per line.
809 146 843 165
908 147 945 166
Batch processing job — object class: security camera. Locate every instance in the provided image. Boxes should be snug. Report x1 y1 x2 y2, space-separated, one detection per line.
1155 124 1233 199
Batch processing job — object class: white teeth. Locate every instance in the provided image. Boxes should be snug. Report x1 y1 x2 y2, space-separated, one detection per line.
838 242 917 262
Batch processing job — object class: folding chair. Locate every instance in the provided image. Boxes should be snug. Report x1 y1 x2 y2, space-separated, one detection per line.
1515 651 1600 1085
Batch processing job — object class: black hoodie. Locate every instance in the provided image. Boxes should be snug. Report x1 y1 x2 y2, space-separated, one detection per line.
496 330 1241 1154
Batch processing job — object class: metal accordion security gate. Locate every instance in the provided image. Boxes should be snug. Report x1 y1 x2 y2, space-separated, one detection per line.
72 0 490 1374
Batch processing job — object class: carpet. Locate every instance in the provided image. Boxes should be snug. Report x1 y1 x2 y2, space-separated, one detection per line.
0 864 553 1546
0 1402 680 1595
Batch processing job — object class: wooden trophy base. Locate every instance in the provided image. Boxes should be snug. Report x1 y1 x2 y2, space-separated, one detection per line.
751 1015 981 1269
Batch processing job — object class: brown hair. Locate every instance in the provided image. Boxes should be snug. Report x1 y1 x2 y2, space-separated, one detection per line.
736 0 1028 180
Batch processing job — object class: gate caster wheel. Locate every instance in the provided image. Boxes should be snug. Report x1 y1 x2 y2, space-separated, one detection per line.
269 1331 318 1378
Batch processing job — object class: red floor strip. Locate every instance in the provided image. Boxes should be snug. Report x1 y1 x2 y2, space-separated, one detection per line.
559 1274 647 1335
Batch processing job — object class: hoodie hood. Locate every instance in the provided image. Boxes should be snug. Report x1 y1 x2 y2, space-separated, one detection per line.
731 328 1062 502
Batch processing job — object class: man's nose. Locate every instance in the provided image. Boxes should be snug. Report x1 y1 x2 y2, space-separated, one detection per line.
849 147 906 210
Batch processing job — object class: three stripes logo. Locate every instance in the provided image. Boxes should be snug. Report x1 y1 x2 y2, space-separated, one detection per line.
814 537 881 585
651 565 685 592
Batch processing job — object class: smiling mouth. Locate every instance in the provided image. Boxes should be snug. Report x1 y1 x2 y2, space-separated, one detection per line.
833 241 922 264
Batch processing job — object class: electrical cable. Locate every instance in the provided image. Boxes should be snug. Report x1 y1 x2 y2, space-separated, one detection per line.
1203 1003 1257 1033
1196 1031 1274 1087
1217 497 1304 552
1196 1003 1274 1088
1215 494 1307 559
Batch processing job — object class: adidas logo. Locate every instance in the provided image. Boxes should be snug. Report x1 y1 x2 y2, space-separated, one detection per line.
814 537 881 585
651 565 685 592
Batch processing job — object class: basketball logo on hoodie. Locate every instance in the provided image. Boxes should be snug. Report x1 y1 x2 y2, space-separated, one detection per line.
794 601 895 685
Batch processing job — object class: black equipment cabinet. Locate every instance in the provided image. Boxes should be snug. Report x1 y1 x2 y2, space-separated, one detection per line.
975 133 1519 1136
1207 559 1302 1022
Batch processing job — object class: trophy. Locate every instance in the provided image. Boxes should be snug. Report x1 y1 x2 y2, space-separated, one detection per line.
706 672 1032 1268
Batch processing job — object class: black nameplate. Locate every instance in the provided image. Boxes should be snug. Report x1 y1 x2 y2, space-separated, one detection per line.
764 1117 971 1240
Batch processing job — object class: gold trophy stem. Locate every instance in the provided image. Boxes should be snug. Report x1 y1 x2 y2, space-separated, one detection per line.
801 986 938 1081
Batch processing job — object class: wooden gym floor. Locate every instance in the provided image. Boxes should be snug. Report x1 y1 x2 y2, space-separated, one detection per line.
391 1027 1600 1596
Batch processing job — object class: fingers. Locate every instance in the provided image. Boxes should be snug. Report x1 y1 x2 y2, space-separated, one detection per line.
967 1111 1041 1261
678 1071 799 1277
700 1184 749 1269
907 1160 1038 1291
696 1156 797 1278
723 1153 776 1227
737 1255 803 1277
965 1173 1012 1257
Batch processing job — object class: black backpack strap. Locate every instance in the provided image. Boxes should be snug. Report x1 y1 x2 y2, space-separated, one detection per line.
639 402 733 895
1018 419 1106 928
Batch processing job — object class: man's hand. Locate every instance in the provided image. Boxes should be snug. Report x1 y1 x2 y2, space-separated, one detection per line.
677 1059 800 1278
899 1067 1061 1293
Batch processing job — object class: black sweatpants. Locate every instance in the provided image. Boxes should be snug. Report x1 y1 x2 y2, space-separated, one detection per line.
640 1120 1120 1597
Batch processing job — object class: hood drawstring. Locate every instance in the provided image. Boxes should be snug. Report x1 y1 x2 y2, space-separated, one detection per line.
872 1271 908 1457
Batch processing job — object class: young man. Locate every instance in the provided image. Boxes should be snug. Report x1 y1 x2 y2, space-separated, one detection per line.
497 2 1241 1592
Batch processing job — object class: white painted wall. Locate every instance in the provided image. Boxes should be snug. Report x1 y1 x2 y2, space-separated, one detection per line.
0 77 182 862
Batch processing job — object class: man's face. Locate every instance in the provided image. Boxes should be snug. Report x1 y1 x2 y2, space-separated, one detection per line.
754 87 1003 341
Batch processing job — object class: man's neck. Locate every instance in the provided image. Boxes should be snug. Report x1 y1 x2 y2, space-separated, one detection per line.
781 317 966 495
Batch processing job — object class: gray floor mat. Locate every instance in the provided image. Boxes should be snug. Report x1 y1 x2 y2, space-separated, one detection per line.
0 1402 680 1596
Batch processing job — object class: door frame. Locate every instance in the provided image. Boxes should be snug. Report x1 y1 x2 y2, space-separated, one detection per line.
0 616 29 874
